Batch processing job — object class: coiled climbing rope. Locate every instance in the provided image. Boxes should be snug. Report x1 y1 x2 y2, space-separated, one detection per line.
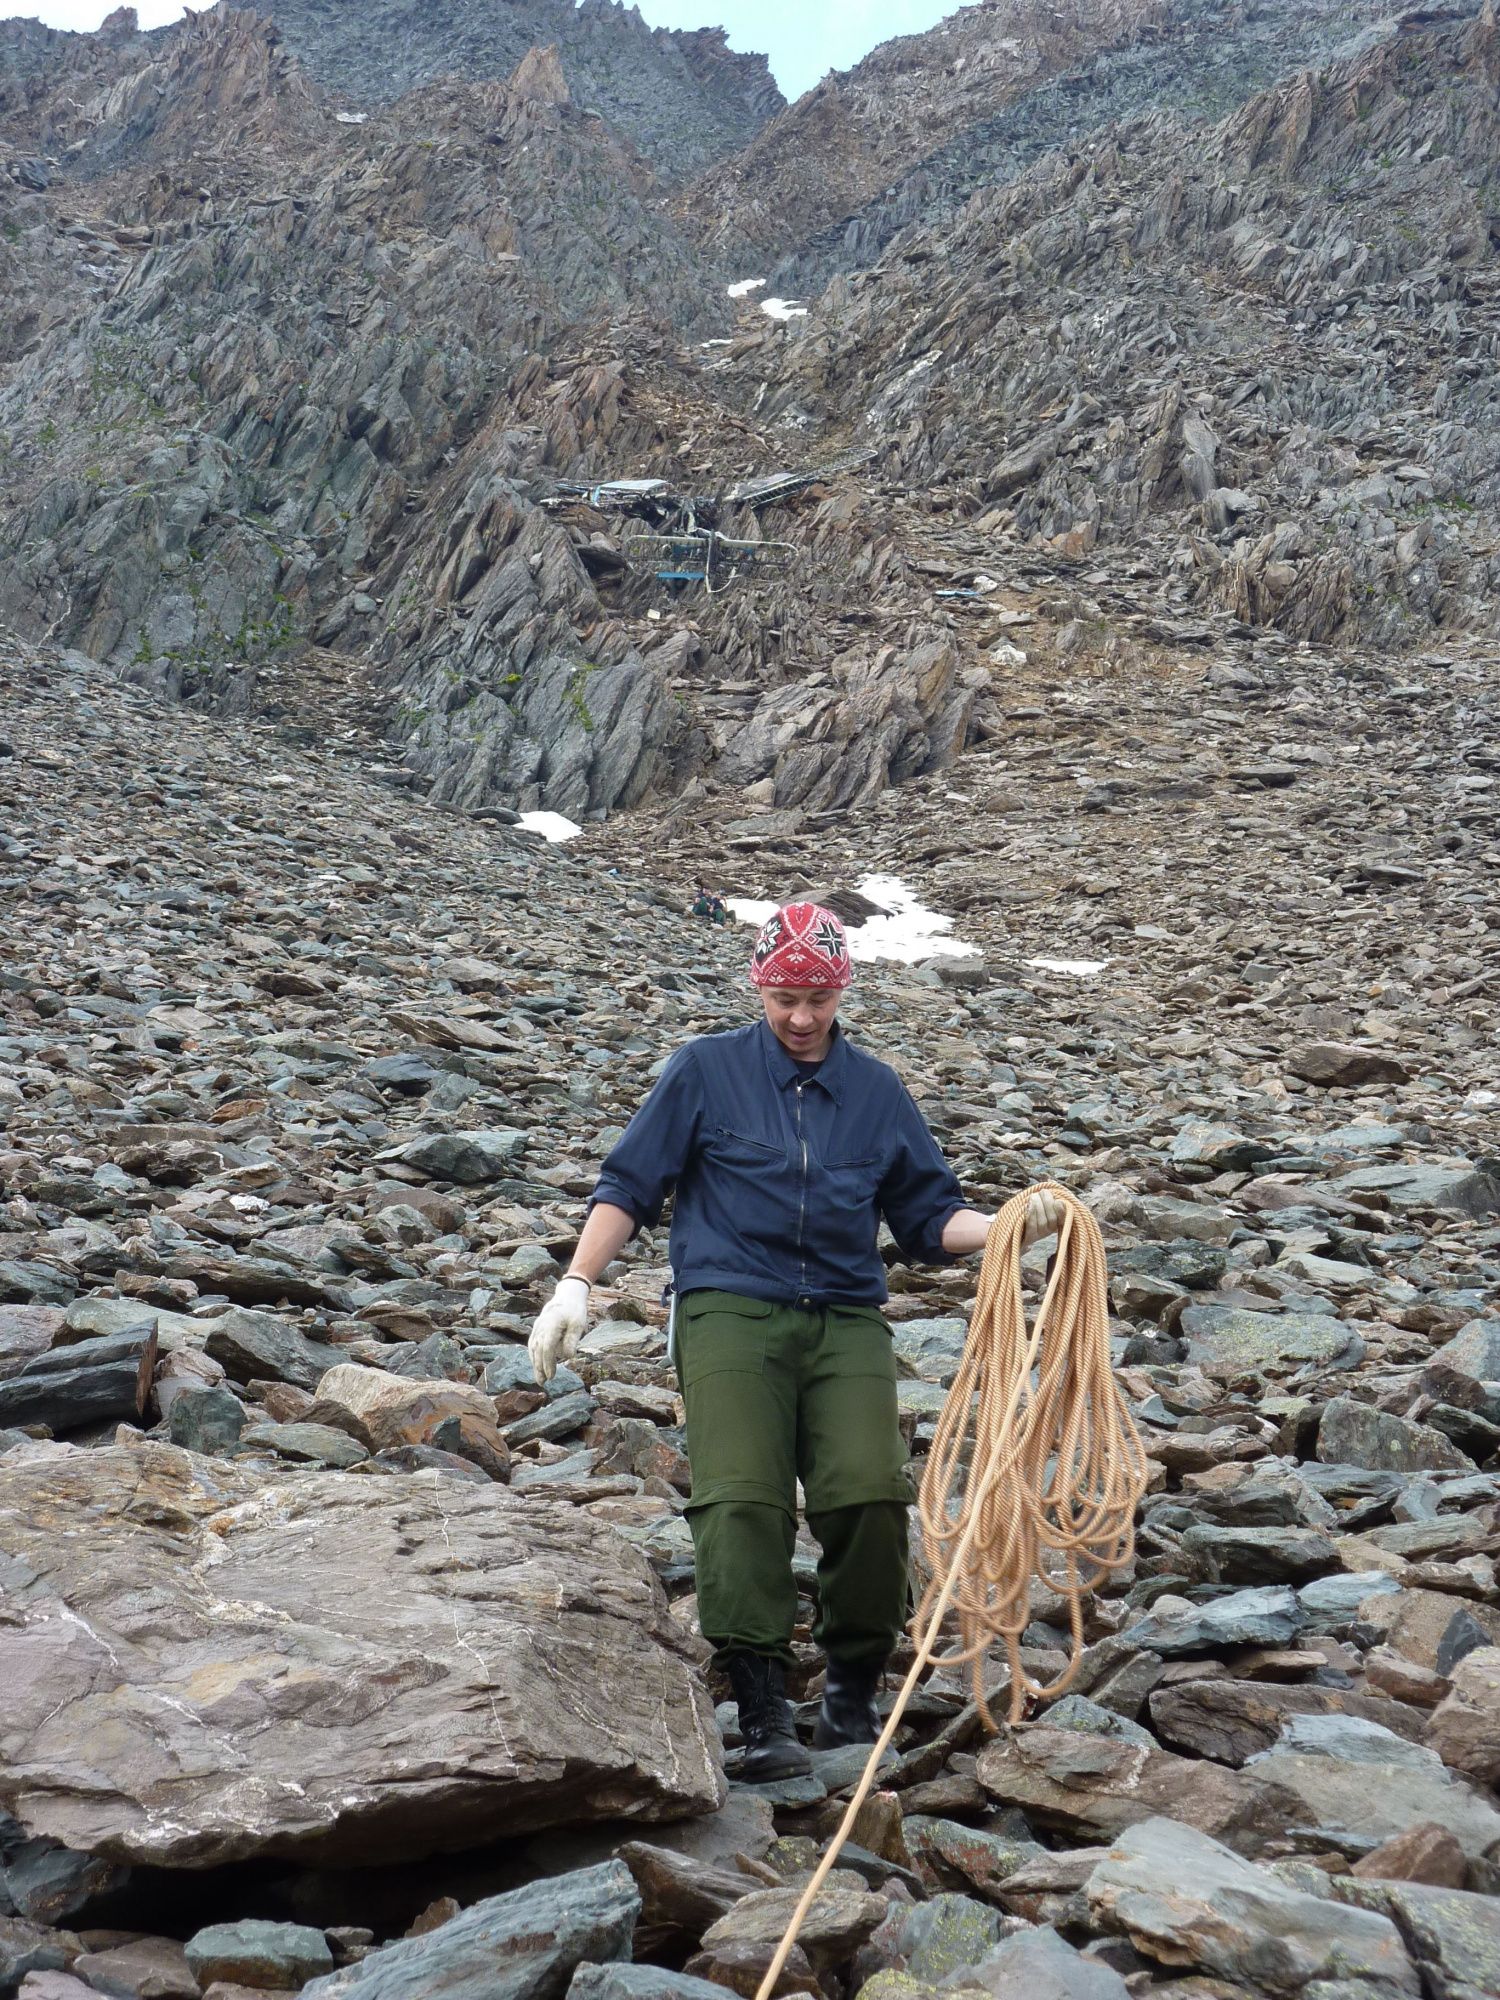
752 1184 1148 2000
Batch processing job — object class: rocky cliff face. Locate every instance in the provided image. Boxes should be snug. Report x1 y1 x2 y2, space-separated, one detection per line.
745 6 1500 648
1 0 1497 824
686 0 1401 279
232 0 783 176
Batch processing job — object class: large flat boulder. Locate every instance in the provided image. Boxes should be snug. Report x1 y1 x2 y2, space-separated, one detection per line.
0 1444 723 1867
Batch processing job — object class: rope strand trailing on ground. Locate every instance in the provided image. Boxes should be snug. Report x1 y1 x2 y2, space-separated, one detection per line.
751 1184 1148 2000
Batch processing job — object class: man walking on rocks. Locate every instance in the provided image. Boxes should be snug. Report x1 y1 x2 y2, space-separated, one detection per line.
530 902 1061 1780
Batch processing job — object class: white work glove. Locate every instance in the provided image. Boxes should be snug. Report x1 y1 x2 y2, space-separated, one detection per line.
1020 1189 1066 1249
528 1275 591 1384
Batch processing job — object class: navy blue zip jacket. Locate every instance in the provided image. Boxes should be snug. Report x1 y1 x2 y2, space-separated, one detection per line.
590 1018 965 1306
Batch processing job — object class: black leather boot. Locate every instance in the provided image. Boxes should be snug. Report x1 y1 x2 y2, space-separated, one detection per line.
813 1654 885 1749
725 1652 811 1781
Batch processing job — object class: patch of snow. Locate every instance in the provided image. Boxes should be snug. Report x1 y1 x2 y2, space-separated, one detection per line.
726 877 977 966
700 339 734 347
850 875 976 963
727 277 767 298
334 111 368 125
516 811 582 843
1027 956 1110 977
761 297 809 321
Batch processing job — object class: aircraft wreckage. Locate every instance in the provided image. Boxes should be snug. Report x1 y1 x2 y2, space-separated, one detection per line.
540 452 875 595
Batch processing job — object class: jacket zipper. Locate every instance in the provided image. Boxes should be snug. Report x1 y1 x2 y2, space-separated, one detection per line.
795 1081 808 1296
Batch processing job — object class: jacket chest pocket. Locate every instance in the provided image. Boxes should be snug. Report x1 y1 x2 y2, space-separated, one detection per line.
707 1125 785 1169
823 1152 882 1204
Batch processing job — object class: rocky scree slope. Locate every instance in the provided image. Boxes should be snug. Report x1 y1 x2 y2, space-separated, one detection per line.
2 4 1499 824
0 7 739 819
251 0 783 177
685 0 1403 282
0 0 782 179
729 7 1500 653
1 620 1499 1991
0 4 985 823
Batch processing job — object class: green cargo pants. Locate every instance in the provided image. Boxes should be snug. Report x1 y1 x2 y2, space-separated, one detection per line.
674 1288 912 1669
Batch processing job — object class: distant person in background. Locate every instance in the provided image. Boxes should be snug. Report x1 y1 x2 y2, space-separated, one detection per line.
528 901 1062 1779
690 886 731 926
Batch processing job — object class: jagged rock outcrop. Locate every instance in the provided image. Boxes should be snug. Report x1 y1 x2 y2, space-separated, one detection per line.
742 7 1500 647
687 0 1400 279
249 0 782 177
2 0 1497 816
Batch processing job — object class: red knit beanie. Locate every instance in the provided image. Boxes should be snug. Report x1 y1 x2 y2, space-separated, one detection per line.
748 902 852 989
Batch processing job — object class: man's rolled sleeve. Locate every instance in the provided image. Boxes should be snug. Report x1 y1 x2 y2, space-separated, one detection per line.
877 1085 965 1263
589 1045 703 1233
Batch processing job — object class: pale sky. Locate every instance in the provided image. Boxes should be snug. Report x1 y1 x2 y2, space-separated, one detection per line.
1 2 960 100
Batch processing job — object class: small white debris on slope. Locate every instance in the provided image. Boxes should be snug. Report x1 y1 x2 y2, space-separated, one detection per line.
1027 956 1111 977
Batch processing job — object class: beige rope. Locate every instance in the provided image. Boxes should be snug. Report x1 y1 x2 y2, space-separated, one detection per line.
750 1184 1146 2000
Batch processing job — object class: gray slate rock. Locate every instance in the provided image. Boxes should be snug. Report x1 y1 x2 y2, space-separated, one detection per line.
1123 1585 1304 1655
0 1325 156 1433
1244 1720 1500 1859
1332 1164 1500 1220
861 1892 1010 1983
239 1421 370 1468
203 1310 344 1394
1299 1569 1402 1623
0 1307 64 1381
1179 1304 1363 1377
1424 1318 1500 1388
1170 1120 1278 1170
401 1131 529 1183
963 1926 1130 2000
0 1916 72 1994
0 1820 127 1927
186 1919 334 1989
1085 1816 1418 1993
167 1383 246 1454
1287 1044 1414 1087
1338 1880 1500 2000
301 1861 640 2000
1179 1523 1337 1585
902 1817 1046 1896
1317 1397 1475 1475
891 1317 969 1384
568 1969 727 2000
